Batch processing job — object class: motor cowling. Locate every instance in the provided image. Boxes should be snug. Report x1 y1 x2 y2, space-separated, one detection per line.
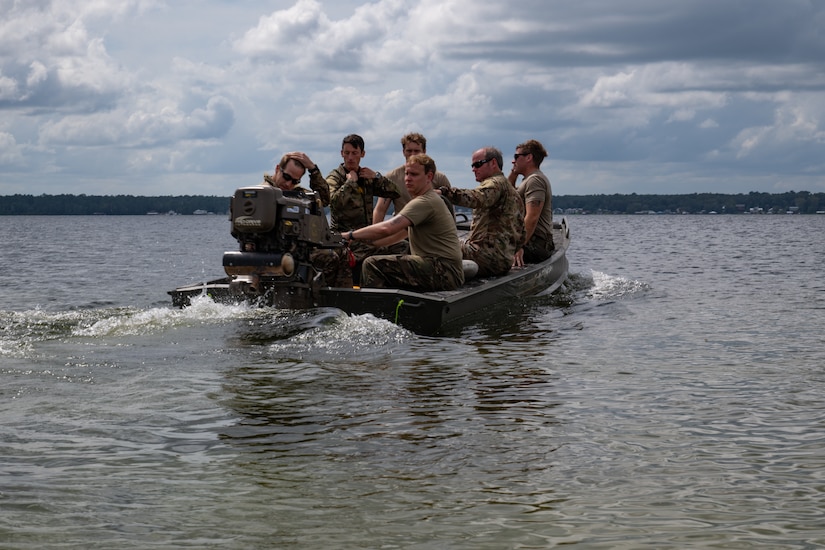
225 185 341 280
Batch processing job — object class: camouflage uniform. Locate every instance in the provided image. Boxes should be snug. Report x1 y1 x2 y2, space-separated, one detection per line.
441 172 525 278
326 164 401 232
361 255 462 291
306 166 330 206
310 247 353 287
262 174 351 287
327 164 408 284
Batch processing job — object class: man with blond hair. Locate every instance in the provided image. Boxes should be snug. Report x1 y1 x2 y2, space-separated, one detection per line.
373 132 451 223
345 154 463 291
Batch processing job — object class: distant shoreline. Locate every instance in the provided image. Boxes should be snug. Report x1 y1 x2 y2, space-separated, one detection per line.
1 191 823 215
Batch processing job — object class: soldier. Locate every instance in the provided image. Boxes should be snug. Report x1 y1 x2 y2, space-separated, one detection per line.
344 154 464 292
439 147 525 278
326 134 407 284
264 152 351 287
372 132 452 223
264 151 329 205
508 139 554 267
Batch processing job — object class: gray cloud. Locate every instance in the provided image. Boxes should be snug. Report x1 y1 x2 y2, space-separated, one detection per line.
1 0 824 197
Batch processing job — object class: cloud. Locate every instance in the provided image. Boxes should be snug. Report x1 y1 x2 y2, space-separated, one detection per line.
37 95 234 147
0 1 142 112
0 131 24 165
233 0 329 57
1 0 825 197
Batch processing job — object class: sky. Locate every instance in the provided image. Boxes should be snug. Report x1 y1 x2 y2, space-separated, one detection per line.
1 0 824 197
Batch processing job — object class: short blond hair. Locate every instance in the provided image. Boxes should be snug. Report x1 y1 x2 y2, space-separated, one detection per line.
406 153 436 174
401 133 427 152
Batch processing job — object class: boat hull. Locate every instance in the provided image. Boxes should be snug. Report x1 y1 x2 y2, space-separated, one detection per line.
318 244 568 333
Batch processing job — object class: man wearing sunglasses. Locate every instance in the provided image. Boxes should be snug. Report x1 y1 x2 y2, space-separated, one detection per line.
439 147 525 278
508 140 554 267
263 151 352 287
264 151 329 205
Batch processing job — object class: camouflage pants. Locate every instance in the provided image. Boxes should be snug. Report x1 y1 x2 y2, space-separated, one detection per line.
349 240 410 285
361 255 463 292
460 240 512 278
522 234 555 263
310 248 353 288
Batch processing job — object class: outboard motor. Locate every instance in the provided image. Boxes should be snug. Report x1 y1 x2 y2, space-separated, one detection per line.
224 185 342 307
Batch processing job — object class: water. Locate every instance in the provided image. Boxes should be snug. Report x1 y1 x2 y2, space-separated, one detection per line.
2 214 824 549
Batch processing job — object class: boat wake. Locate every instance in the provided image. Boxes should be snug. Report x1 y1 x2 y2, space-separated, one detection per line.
578 271 651 302
264 311 411 362
0 294 411 361
0 296 261 359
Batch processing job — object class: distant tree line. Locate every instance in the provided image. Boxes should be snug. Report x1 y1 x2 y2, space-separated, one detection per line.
1 190 823 215
554 191 824 214
0 194 231 215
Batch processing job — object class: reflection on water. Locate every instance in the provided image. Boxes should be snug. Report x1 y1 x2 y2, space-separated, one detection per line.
215 333 567 548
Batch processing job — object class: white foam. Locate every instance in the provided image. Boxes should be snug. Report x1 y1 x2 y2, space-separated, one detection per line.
587 270 650 300
72 295 254 338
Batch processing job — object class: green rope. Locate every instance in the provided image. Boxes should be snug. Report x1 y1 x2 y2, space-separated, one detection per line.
394 299 405 324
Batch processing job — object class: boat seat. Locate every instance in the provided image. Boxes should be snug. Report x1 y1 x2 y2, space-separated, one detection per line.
462 259 479 280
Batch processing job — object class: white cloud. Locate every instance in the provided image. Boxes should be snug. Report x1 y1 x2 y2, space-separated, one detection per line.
1 0 825 196
0 131 24 165
233 0 328 57
581 71 637 108
732 94 825 165
0 73 18 100
26 61 49 89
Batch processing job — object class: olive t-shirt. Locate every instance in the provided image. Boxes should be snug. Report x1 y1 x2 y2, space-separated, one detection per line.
517 169 554 243
398 190 462 269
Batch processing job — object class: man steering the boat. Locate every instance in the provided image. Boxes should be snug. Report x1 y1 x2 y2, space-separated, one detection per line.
438 147 525 278
343 154 464 292
263 151 352 287
264 151 329 204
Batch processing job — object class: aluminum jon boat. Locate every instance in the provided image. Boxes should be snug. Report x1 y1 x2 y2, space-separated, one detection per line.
169 185 570 335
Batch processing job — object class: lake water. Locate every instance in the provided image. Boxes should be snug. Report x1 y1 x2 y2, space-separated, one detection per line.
2 214 824 549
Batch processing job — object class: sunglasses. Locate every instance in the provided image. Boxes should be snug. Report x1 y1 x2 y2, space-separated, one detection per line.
513 153 530 160
281 170 301 185
471 158 492 169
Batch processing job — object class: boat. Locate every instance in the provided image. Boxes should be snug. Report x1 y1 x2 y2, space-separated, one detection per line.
169 185 570 335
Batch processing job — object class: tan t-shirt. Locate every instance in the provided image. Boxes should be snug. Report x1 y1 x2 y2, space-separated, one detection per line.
398 190 462 270
386 165 452 214
517 169 554 243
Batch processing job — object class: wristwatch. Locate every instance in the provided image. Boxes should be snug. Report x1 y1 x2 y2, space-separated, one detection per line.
374 172 382 181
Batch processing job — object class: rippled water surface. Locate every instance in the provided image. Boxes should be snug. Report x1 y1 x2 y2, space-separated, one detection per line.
2 214 824 548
